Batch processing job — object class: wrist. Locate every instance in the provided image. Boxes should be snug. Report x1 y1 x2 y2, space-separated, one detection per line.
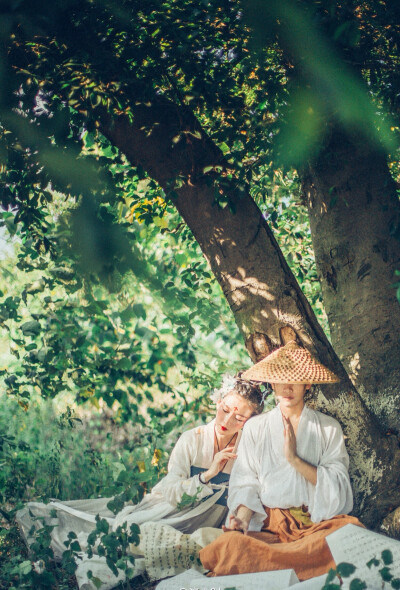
236 505 254 523
288 454 300 468
199 470 211 484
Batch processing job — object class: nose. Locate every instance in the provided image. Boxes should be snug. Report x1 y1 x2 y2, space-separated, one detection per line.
223 411 236 425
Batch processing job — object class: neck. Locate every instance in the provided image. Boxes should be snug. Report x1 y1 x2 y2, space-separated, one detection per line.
215 429 237 448
280 402 305 420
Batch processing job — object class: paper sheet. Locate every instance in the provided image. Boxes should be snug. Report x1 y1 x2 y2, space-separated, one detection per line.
155 568 207 590
288 574 327 589
190 569 299 590
327 523 400 589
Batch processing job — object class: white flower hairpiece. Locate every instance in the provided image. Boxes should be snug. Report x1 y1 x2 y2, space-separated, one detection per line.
210 375 271 406
210 374 237 404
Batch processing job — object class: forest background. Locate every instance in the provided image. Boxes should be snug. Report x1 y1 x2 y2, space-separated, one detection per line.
0 0 399 588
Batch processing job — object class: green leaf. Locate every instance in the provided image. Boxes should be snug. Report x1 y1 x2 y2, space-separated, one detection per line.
87 571 103 589
19 560 32 575
95 518 109 534
176 487 202 510
129 523 140 536
324 569 337 583
116 357 131 371
336 562 356 578
349 579 367 590
106 556 118 576
111 461 126 479
382 549 393 565
132 303 146 319
21 320 41 335
380 567 393 582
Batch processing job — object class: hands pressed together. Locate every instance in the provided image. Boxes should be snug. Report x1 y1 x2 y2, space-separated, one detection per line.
282 413 298 465
223 413 318 534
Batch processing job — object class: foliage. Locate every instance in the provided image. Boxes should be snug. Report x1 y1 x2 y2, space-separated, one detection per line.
0 394 170 588
86 516 140 579
0 119 327 416
321 550 400 590
0 187 249 418
176 488 203 511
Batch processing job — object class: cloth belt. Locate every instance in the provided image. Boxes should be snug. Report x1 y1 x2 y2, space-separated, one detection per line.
190 466 229 506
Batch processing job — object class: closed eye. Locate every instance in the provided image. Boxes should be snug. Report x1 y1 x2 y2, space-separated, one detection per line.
222 405 245 422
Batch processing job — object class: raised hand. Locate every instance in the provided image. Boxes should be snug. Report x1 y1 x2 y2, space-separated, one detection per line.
282 414 297 464
282 414 318 485
202 446 237 482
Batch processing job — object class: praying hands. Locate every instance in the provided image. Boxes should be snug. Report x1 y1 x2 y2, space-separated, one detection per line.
282 414 317 486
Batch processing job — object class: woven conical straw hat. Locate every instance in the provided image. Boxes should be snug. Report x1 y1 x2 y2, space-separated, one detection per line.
242 341 339 384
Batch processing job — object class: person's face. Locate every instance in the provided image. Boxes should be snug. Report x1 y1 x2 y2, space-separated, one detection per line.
215 392 254 437
271 382 311 411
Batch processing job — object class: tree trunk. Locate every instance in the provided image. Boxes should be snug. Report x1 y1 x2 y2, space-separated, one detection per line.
301 128 400 430
99 98 400 527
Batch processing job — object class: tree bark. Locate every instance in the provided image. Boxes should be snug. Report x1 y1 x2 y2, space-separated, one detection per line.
99 98 400 527
301 128 400 430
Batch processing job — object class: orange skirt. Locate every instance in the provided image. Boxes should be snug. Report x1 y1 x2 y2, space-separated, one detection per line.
199 508 363 581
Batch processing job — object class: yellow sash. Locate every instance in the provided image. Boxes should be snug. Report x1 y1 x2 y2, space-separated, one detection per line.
289 505 313 526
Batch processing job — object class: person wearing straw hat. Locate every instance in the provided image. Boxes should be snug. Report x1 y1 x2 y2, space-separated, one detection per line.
199 341 363 582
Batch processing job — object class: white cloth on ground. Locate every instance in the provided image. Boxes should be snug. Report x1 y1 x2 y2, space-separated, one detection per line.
16 418 238 588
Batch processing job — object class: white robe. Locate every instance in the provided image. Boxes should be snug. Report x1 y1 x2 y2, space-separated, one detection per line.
16 418 238 589
228 404 353 531
112 417 239 532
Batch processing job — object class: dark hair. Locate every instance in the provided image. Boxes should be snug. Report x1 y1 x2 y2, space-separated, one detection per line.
230 373 265 415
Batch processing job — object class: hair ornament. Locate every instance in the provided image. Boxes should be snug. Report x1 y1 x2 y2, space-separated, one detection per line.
210 374 237 404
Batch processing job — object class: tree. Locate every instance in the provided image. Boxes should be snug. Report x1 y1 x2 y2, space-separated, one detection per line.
0 0 399 529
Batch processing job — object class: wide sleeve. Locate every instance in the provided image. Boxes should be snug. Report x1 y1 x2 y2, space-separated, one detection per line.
151 430 214 507
227 420 266 531
309 419 353 522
